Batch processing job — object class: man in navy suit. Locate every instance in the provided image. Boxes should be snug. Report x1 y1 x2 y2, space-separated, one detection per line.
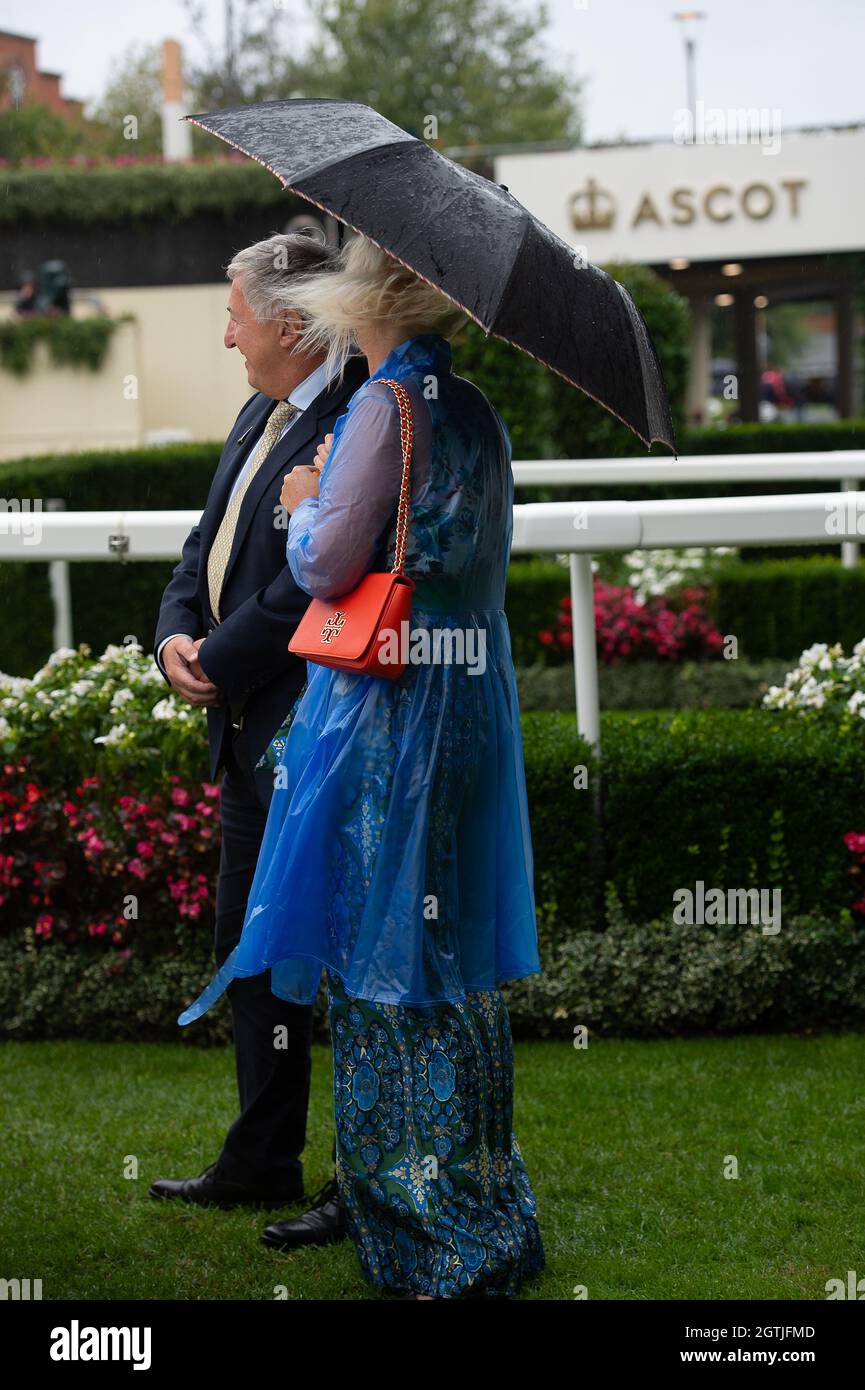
151 233 366 1238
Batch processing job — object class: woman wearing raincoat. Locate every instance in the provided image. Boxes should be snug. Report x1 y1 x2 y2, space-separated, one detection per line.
180 233 544 1299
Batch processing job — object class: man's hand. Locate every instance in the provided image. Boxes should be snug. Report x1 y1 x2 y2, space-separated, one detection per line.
162 635 222 707
280 464 321 515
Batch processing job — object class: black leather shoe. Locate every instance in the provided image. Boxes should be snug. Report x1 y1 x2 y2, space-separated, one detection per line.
149 1162 304 1210
261 1177 347 1249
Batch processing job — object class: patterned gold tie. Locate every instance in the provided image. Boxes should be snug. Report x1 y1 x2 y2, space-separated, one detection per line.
207 399 298 622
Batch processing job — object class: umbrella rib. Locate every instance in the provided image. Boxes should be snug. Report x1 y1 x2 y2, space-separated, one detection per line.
488 213 531 328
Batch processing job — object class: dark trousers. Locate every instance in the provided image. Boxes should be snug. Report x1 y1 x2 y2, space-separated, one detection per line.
213 724 314 1191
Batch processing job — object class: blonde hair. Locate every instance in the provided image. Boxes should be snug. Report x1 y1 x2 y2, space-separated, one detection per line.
287 233 467 380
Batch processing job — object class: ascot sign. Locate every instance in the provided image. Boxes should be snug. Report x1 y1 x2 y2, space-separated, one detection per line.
495 127 865 263
567 175 807 234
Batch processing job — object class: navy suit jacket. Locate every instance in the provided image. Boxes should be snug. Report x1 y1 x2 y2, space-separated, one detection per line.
154 356 369 779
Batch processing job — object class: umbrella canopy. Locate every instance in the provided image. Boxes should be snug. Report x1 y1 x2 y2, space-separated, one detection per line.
187 97 676 452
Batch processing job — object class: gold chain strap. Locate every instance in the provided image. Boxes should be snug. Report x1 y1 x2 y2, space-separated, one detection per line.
377 377 414 577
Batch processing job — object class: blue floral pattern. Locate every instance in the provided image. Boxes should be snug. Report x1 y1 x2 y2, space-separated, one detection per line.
328 970 544 1298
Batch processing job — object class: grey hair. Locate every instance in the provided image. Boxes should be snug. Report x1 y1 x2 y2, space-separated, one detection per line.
286 234 467 383
225 232 338 321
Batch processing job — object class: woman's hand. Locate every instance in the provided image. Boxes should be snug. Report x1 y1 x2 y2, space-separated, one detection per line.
313 432 335 473
280 434 335 514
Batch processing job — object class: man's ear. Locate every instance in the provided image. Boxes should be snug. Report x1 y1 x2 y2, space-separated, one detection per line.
278 309 304 349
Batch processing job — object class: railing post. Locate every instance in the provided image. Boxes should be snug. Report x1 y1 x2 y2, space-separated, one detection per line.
569 552 600 751
841 479 860 568
46 499 72 651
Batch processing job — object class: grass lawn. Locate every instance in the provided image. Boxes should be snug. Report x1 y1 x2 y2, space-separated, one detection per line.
1 1033 863 1301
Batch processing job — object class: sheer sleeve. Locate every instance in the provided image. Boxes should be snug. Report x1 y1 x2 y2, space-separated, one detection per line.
286 382 407 600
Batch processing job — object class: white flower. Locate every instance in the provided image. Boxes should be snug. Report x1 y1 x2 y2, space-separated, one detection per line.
0 674 29 696
151 699 177 721
93 722 129 747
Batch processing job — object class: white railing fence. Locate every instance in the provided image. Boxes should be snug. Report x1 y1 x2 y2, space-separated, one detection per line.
1 450 863 751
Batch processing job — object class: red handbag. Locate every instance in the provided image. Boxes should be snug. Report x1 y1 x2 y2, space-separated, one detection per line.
288 378 416 679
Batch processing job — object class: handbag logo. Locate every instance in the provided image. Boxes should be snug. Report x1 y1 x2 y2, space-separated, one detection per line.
320 611 347 644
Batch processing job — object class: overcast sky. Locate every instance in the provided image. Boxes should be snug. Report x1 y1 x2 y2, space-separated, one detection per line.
3 0 863 144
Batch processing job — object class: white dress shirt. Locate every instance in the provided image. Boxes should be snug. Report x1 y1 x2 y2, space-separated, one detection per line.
157 359 337 673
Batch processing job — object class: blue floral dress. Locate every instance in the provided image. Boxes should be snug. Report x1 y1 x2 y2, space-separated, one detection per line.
180 332 544 1296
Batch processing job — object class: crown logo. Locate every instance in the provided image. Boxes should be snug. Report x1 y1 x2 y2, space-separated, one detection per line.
568 178 616 231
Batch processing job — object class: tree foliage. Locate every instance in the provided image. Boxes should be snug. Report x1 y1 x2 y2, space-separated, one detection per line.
292 0 581 148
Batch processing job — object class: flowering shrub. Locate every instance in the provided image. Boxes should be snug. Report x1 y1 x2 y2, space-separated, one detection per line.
763 641 865 730
0 640 208 797
621 547 736 604
844 832 865 917
0 756 219 957
539 582 725 665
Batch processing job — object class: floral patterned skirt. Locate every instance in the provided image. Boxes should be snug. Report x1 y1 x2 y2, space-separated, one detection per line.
327 969 544 1298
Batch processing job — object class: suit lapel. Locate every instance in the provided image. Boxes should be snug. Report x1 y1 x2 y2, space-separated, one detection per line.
198 392 271 560
216 358 368 601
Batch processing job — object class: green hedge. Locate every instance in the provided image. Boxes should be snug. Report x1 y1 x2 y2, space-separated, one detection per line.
687 419 865 455
714 556 865 660
517 657 793 711
522 707 865 936
505 558 569 665
0 933 233 1047
3 907 862 1044
592 708 865 925
0 160 293 225
503 908 865 1038
3 708 864 1040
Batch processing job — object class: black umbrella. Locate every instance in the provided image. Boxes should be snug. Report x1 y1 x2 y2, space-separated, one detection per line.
186 98 676 452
